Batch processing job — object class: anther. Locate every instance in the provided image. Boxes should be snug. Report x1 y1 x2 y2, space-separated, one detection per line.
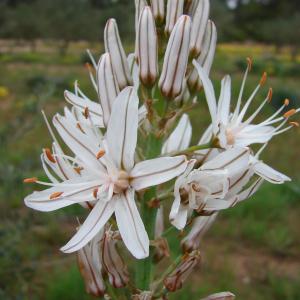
44 148 56 163
267 88 273 102
289 121 299 127
76 122 85 133
84 107 89 119
260 72 267 86
246 57 253 71
49 192 63 199
74 167 83 174
96 149 105 159
23 177 38 183
93 188 98 199
284 109 296 119
284 98 290 106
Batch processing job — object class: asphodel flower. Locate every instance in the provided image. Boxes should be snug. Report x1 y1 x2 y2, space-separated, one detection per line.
150 0 164 23
194 60 300 148
165 0 184 35
24 87 187 259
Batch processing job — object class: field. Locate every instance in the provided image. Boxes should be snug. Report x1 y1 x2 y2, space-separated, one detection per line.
0 40 299 300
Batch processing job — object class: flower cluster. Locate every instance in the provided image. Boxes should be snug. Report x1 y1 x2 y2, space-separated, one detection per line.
23 0 298 299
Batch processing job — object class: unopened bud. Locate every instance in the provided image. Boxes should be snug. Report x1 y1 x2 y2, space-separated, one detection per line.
165 0 184 35
97 53 120 126
104 19 133 90
163 250 201 292
135 0 147 57
150 0 165 23
159 15 191 99
188 20 217 91
138 6 158 87
181 215 217 252
102 229 129 288
200 292 236 300
77 233 106 297
189 0 210 58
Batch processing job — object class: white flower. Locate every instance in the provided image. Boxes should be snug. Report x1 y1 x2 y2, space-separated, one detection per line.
170 147 251 230
24 87 187 259
193 60 300 148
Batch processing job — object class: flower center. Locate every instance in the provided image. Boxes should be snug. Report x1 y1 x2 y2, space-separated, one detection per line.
113 170 130 194
225 128 235 145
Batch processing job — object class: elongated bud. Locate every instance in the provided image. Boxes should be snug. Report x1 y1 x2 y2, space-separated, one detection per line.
181 215 217 252
151 0 165 23
97 53 120 126
190 0 210 57
188 20 217 91
77 233 106 297
165 0 184 35
164 250 201 292
138 6 158 87
159 15 191 99
135 0 147 57
101 230 129 288
200 292 236 300
104 19 133 90
132 291 153 300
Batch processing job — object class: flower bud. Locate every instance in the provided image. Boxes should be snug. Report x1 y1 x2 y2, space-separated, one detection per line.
165 0 184 35
137 6 158 87
200 292 236 300
104 18 133 90
97 53 120 126
163 250 201 292
188 20 217 91
135 0 147 57
159 15 191 99
101 229 130 288
77 232 106 297
189 0 210 58
181 214 217 252
151 0 165 23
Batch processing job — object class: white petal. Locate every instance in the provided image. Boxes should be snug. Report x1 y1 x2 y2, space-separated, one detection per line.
64 90 104 127
170 194 189 230
24 178 103 212
162 114 192 154
106 87 139 171
238 178 264 203
61 199 115 253
193 61 218 130
253 161 291 184
200 291 235 300
131 156 187 190
115 189 149 259
217 75 231 126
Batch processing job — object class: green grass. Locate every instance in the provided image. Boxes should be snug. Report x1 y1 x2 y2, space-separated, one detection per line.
0 41 299 299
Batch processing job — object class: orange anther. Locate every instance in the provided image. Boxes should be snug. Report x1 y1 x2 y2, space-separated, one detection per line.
74 167 83 174
289 121 299 127
93 188 98 199
284 109 296 118
76 122 85 133
23 177 38 183
44 148 56 163
284 99 290 106
260 72 267 86
50 192 63 200
96 149 105 159
84 107 89 119
267 88 273 102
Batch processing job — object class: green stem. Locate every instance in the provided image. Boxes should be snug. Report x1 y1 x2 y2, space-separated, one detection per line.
168 142 213 156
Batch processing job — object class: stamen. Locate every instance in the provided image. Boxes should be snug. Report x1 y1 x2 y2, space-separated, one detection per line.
76 122 85 133
84 62 93 72
284 98 290 106
74 167 83 174
44 148 56 163
23 177 38 183
260 72 267 86
49 192 63 199
96 149 106 159
93 188 98 199
247 57 253 71
267 88 273 102
284 109 296 119
289 121 299 127
84 107 89 119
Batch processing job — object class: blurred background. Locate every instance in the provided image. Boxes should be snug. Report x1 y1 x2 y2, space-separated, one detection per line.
0 0 300 299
